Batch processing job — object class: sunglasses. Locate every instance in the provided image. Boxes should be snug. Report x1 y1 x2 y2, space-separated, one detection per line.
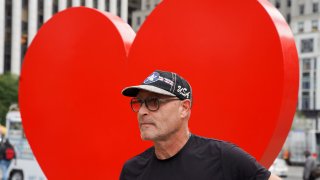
130 97 180 112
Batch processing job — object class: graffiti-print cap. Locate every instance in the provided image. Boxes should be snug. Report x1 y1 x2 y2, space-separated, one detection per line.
122 70 192 101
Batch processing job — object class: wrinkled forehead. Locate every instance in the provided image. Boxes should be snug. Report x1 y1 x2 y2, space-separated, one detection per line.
136 90 173 99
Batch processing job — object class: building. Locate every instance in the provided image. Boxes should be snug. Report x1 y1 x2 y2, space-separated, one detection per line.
131 0 160 31
0 0 141 76
270 0 320 116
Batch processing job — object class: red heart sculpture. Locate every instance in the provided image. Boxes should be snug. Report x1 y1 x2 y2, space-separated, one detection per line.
19 0 299 179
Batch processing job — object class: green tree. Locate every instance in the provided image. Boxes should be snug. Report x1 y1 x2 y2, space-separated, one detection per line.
0 73 19 125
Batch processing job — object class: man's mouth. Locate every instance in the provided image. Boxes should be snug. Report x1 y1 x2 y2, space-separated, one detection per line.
140 123 155 127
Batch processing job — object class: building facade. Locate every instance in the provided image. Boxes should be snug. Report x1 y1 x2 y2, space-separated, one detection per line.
270 0 320 113
0 0 141 76
131 0 160 31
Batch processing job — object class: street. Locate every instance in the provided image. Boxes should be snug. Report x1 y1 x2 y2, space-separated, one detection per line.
285 165 302 180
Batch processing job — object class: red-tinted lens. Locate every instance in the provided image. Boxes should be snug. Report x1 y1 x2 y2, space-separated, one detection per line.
131 98 142 112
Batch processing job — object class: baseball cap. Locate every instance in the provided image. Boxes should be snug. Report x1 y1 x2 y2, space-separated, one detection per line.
121 70 192 101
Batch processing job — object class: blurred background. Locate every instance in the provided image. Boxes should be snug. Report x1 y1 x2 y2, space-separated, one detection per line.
0 0 316 179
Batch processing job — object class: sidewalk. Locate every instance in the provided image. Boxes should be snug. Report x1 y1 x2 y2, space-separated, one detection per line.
286 165 302 180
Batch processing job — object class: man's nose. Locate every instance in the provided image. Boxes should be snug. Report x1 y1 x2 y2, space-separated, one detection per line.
138 102 149 115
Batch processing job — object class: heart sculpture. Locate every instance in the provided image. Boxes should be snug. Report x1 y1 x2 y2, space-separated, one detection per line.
19 0 299 179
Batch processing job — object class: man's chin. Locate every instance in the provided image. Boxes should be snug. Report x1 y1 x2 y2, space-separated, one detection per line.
140 134 154 141
140 132 157 141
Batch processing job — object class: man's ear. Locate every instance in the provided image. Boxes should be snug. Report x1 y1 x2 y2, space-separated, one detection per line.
180 100 191 118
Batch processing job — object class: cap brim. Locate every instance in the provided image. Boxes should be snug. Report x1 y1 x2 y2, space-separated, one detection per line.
122 85 176 97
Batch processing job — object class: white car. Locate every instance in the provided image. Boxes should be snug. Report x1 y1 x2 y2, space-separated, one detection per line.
269 158 289 177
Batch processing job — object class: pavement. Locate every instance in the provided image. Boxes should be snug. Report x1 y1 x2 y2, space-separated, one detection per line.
285 165 303 180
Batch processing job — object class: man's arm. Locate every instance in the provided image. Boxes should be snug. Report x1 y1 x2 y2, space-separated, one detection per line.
221 143 272 179
268 174 282 180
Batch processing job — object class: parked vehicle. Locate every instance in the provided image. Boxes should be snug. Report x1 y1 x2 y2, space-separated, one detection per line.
284 130 320 165
5 105 46 180
269 158 288 177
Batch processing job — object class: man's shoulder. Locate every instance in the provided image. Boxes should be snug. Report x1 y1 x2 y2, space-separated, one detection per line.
191 134 236 151
120 147 154 179
123 146 154 168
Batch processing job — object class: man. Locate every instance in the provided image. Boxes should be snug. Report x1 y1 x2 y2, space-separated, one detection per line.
303 151 318 180
0 134 15 180
120 70 281 180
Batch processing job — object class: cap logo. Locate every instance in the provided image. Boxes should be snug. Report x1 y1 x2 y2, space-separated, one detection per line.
177 85 190 98
143 72 160 84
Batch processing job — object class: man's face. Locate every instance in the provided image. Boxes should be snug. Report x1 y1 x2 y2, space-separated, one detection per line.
136 90 184 141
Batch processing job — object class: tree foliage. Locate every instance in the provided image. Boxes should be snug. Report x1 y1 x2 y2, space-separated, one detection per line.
0 73 19 125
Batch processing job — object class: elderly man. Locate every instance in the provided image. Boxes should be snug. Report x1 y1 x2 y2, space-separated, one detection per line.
120 70 281 180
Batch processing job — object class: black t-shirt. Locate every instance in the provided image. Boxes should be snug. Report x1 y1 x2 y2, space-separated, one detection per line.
120 134 271 180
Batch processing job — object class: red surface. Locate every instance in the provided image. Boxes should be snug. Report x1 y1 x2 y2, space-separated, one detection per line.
19 8 139 180
19 0 299 179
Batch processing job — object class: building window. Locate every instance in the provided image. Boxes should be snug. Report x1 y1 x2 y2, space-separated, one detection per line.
146 0 151 9
21 22 28 61
302 82 310 89
302 92 310 109
4 0 12 73
312 20 318 31
302 73 311 90
298 22 304 33
276 0 281 8
81 0 85 6
38 0 44 29
67 0 72 7
303 59 311 70
287 0 291 7
301 39 314 53
302 72 310 81
93 0 98 8
299 4 305 15
53 0 59 14
313 2 319 13
137 16 141 26
106 0 110 11
303 92 310 96
286 14 291 24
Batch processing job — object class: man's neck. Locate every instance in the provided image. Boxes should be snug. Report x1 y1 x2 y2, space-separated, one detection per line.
153 130 191 160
